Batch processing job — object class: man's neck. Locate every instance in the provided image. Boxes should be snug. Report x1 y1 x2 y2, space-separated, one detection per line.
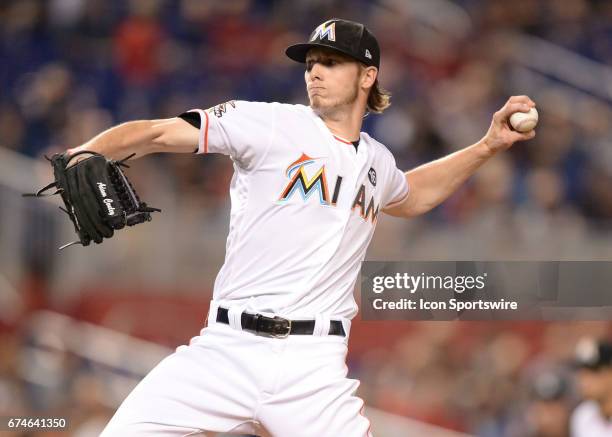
315 104 365 142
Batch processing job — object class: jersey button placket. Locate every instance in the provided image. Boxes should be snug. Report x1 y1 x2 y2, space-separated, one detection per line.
351 141 370 206
336 148 360 212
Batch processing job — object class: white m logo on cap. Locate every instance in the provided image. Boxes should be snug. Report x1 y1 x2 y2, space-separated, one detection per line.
311 21 336 42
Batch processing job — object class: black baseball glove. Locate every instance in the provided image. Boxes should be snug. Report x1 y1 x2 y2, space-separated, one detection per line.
24 151 160 249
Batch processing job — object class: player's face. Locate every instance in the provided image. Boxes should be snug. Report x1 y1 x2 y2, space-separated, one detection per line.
305 48 361 115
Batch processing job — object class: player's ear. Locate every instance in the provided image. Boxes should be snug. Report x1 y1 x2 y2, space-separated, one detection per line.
360 66 377 90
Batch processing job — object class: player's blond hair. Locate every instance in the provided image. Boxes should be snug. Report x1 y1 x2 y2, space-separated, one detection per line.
367 79 391 114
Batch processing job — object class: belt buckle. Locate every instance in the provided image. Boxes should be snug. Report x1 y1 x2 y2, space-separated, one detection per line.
255 314 291 338
271 316 292 338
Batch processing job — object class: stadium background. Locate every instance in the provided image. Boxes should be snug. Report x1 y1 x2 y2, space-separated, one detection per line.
1 0 612 435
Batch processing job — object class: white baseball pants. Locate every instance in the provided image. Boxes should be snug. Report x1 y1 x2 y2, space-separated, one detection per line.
100 303 373 436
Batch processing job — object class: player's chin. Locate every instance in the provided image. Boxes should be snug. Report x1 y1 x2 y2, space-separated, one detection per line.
309 94 325 106
310 96 337 112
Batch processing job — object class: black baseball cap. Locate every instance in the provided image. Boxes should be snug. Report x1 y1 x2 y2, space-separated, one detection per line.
572 338 612 370
286 18 380 69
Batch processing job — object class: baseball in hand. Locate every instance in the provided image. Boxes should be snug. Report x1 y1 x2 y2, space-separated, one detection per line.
509 107 538 132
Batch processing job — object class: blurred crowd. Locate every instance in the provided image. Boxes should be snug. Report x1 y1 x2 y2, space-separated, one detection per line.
3 0 612 436
353 322 612 436
1 0 612 228
0 316 136 437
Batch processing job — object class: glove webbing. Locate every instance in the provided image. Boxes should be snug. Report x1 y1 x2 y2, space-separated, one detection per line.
111 154 161 226
23 152 160 250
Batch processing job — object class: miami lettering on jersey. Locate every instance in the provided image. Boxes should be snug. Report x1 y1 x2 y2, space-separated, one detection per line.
278 153 379 224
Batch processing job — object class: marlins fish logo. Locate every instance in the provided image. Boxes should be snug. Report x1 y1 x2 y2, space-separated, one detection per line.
310 20 336 42
278 153 330 205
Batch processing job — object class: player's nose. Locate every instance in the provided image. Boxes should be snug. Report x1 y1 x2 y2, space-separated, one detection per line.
307 62 324 81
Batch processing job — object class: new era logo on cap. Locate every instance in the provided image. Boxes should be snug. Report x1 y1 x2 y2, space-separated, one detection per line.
365 49 372 59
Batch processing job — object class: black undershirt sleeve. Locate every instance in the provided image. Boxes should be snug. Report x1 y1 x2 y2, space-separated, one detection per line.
177 112 201 153
178 112 201 129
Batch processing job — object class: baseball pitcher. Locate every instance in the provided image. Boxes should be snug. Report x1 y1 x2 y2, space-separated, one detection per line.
32 18 537 436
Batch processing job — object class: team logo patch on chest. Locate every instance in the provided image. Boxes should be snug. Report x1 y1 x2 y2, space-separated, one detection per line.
278 153 331 205
278 153 380 224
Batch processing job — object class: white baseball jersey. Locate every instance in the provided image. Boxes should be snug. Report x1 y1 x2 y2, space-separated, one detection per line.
188 101 409 320
570 401 612 437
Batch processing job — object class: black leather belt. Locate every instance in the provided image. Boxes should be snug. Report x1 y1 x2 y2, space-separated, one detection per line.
216 307 345 338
